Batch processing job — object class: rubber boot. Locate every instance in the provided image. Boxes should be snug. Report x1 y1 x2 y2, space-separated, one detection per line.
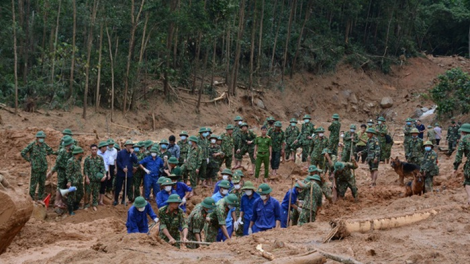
68 205 75 215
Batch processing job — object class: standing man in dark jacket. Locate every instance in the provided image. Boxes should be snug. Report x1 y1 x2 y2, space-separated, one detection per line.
115 140 138 206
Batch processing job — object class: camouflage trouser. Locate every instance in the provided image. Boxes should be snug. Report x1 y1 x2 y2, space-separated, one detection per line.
133 171 143 198
424 175 433 193
290 209 300 226
336 177 358 198
383 143 392 160
57 169 67 190
235 146 255 163
322 182 333 201
301 144 311 162
204 223 219 242
329 138 339 156
404 138 411 154
311 156 326 170
448 140 457 154
298 208 317 226
379 136 386 161
464 162 470 186
180 164 189 182
67 181 84 210
285 142 298 160
188 170 198 188
341 146 354 162
30 169 47 200
207 165 220 180
220 155 233 169
187 231 200 249
198 159 208 180
84 182 100 206
159 229 181 248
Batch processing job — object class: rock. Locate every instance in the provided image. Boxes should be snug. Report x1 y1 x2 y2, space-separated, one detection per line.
349 93 358 104
256 99 265 109
413 108 423 118
421 107 429 112
365 246 377 256
31 203 47 221
380 97 394 108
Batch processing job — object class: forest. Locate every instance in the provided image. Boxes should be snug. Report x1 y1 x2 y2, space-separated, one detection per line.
0 0 469 118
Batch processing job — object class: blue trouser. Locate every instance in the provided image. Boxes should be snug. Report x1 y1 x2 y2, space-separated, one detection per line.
243 218 251 235
280 207 289 228
252 224 272 234
144 174 160 200
216 225 233 242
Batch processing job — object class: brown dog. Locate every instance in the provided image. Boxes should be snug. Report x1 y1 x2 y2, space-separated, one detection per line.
390 157 420 186
405 171 425 196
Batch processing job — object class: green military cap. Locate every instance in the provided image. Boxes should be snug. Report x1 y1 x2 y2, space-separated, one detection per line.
179 131 189 136
423 141 434 146
107 138 115 144
225 194 239 206
159 139 169 145
62 136 74 146
114 143 121 150
350 124 357 129
290 118 297 123
267 116 275 121
311 174 322 182
367 119 374 124
72 146 84 155
378 116 386 122
241 181 255 190
274 121 282 127
427 125 432 129
35 131 46 138
167 194 182 203
168 156 179 164
410 128 419 134
334 162 345 171
198 127 207 133
434 123 439 126
217 136 223 141
294 183 302 188
226 124 235 130
161 177 174 186
234 169 244 177
221 168 233 176
234 116 243 121
157 177 169 184
124 140 134 146
201 197 216 209
98 141 108 148
303 114 311 120
62 129 73 136
458 123 470 133
133 196 147 208
316 127 325 133
188 136 199 144
366 127 376 134
406 118 414 122
232 175 241 184
240 122 248 128
321 148 331 155
257 183 272 194
210 134 218 139
308 165 323 173
144 140 153 148
150 145 159 153
332 113 340 119
218 180 231 189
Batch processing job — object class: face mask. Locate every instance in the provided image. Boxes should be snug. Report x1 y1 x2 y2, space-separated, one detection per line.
137 207 145 212
234 184 241 190
222 189 229 195
245 190 253 196
425 146 432 151
107 146 113 150
406 122 411 125
340 133 344 138
238 121 243 125
160 144 167 149
222 175 229 181
151 153 157 157
134 147 140 152
211 139 217 144
378 121 382 125
290 123 296 127
228 205 234 210
412 135 418 139
304 119 309 123
367 123 373 126
189 141 193 146
319 133 324 137
260 195 267 201
181 136 187 140
164 186 172 192
350 129 355 133
38 139 44 143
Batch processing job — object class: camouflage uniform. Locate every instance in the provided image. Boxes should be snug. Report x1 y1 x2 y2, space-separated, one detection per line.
376 124 388 161
207 144 224 180
21 141 56 200
403 125 414 154
229 189 244 237
52 148 73 190
366 136 381 171
158 150 172 160
177 140 190 166
310 137 329 170
66 157 84 210
341 132 358 162
447 125 460 154
235 130 256 163
267 129 285 170
285 125 300 160
420 150 439 192
427 129 436 146
187 204 208 248
328 120 341 155
158 205 188 247
204 198 230 242
220 132 235 169
454 134 470 186
185 145 203 187
133 151 146 198
297 123 315 162
334 162 358 198
298 181 322 225
83 155 106 206
406 138 424 165
198 137 209 180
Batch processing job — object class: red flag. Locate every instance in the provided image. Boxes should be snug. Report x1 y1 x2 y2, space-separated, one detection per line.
43 194 51 209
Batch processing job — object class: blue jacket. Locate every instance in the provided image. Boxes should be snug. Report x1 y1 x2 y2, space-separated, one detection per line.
240 192 260 222
139 156 164 177
281 187 300 210
174 182 192 212
157 189 177 208
251 197 281 230
213 180 234 194
126 203 157 233
116 149 138 178
212 191 226 203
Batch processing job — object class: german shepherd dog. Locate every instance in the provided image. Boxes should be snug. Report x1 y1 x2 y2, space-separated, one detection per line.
390 157 420 186
405 171 425 196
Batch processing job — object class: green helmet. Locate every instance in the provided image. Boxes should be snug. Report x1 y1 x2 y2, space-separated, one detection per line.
133 196 147 208
423 141 433 146
366 128 377 134
458 123 470 133
206 128 212 133
221 168 233 176
241 181 256 190
321 148 331 155
172 167 182 177
161 177 174 186
378 116 386 122
303 114 311 120
332 114 340 119
316 127 325 133
201 197 216 209
188 136 199 144
274 121 282 127
226 124 235 130
406 118 414 122
72 146 84 155
410 128 419 134
308 165 323 173
367 119 374 124
434 123 439 126
124 140 134 146
267 116 275 121
240 122 248 128
150 145 159 153
350 124 357 129
179 131 189 136
334 162 345 171
159 139 169 145
62 129 73 136
35 131 46 138
167 194 182 203
290 118 297 123
217 136 223 141
225 194 239 206
168 157 179 164
145 140 154 148
234 169 244 178
427 125 432 129
114 143 120 150
311 174 322 182
198 127 207 133
107 138 115 145
98 141 108 148
210 134 218 139
62 136 74 146
257 183 272 194
218 180 231 189
234 116 243 121
232 175 241 184
157 177 169 184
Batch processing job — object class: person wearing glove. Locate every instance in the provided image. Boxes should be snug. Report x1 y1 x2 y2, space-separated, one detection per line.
280 181 303 228
205 194 239 242
229 174 244 237
126 196 158 234
139 145 164 201
167 169 193 213
187 197 216 248
159 194 188 248
249 183 281 234
240 181 260 235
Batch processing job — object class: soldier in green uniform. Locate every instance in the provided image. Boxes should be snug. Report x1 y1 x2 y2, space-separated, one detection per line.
404 118 414 154
207 134 224 188
21 131 56 201
198 128 210 184
83 144 106 210
185 136 203 188
230 175 244 237
177 131 190 166
328 114 341 156
144 140 153 156
158 194 188 247
427 125 436 146
164 156 181 177
66 146 85 215
367 119 374 128
254 126 272 182
204 194 238 242
132 142 146 198
322 148 336 177
375 117 388 162
294 115 315 162
158 139 172 163
453 123 470 204
326 157 358 201
267 121 285 176
187 197 216 248
47 135 74 207
295 174 322 225
264 116 276 133
447 119 460 155
220 125 235 169
406 128 424 165
58 129 79 151
310 127 329 170
233 116 243 142
421 141 439 193
235 123 256 173
361 128 380 187
341 124 359 162
285 118 300 161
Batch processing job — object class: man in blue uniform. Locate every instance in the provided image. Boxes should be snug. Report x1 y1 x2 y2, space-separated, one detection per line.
213 168 234 194
156 177 177 208
212 180 231 202
139 145 164 201
240 181 260 235
168 168 193 213
280 183 303 228
248 183 281 234
126 196 159 233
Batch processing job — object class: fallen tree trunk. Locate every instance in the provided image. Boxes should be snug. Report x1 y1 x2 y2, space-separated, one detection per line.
266 252 326 264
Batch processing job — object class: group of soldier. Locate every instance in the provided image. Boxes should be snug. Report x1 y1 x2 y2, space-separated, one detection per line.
20 114 470 246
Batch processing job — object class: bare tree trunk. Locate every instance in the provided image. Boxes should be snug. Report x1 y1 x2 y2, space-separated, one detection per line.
69 0 76 100
270 0 284 75
50 0 61 98
197 45 209 111
41 0 48 75
256 0 265 72
224 23 231 84
192 31 202 93
95 21 104 111
106 27 115 122
83 0 98 120
249 0 257 106
291 0 313 78
282 0 295 83
135 12 149 101
229 0 246 96
12 0 19 113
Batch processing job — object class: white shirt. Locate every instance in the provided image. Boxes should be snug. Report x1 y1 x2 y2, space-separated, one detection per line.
104 147 118 167
434 126 442 140
97 150 109 172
